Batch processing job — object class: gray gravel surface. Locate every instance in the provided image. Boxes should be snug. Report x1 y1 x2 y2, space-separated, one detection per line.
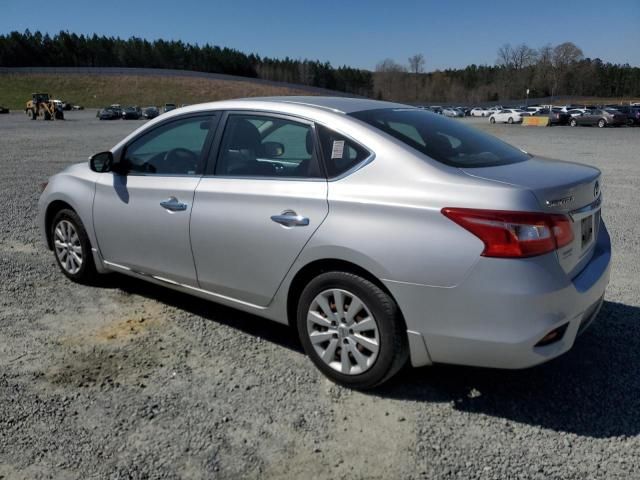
1 111 639 479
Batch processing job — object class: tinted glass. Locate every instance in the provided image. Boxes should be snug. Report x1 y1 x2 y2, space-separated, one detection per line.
316 125 370 178
350 108 529 168
124 115 214 175
214 114 321 178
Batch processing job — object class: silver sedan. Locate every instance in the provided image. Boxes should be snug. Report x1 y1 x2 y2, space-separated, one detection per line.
39 97 611 388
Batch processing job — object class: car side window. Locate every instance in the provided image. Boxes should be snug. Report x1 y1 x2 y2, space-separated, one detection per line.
316 125 370 178
214 114 322 178
124 115 215 175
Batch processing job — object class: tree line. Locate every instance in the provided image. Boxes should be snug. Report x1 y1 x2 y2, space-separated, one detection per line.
375 42 640 103
0 30 374 97
1 31 638 102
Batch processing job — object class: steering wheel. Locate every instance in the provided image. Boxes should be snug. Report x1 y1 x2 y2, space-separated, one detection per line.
164 148 199 174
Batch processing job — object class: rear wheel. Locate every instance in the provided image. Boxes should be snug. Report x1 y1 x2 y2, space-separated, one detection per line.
28 108 36 120
490 117 496 124
598 119 606 128
297 271 408 389
51 209 97 283
570 118 577 127
507 117 513 124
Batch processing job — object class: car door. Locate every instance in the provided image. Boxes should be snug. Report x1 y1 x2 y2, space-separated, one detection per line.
189 112 329 306
583 110 598 125
93 113 218 286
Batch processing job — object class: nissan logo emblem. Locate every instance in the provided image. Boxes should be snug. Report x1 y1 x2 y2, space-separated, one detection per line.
594 181 600 198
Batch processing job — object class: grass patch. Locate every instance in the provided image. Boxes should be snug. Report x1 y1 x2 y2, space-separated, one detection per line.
0 73 313 110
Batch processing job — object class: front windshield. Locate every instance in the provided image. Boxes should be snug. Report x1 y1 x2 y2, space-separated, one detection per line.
349 108 530 168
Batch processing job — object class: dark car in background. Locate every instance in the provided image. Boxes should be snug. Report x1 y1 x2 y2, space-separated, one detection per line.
611 106 640 125
97 108 120 120
163 103 176 113
122 106 142 120
142 106 160 119
0 106 9 114
569 109 628 128
534 108 570 125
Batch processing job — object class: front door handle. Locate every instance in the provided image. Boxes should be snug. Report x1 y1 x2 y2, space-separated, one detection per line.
271 210 309 227
160 196 188 212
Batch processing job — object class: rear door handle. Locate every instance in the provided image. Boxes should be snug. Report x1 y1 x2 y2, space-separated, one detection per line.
271 210 309 227
160 196 188 212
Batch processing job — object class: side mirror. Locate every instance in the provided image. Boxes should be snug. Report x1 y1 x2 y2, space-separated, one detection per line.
262 141 285 158
89 151 113 173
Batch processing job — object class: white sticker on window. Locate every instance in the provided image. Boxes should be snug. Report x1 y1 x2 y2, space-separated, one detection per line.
331 140 345 159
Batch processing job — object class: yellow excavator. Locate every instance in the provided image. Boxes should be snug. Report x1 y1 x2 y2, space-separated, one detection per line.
25 93 64 120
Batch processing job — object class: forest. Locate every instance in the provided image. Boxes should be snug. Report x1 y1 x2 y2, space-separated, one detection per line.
1 31 639 102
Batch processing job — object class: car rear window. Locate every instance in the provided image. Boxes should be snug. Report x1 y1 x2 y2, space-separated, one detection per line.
349 108 529 168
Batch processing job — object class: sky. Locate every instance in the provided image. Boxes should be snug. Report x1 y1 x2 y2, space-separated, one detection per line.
1 0 639 71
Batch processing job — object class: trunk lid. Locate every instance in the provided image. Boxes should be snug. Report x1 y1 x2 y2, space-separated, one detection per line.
461 157 602 278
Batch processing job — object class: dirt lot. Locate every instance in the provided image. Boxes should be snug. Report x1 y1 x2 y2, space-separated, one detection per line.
1 110 639 479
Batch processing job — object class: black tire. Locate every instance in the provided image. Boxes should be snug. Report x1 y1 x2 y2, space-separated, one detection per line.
28 108 36 120
50 209 98 283
296 271 408 389
507 117 513 124
598 119 606 128
570 118 577 127
490 117 495 124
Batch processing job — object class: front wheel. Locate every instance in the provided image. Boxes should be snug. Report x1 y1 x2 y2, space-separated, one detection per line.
598 119 606 128
51 209 97 283
570 118 577 127
490 117 496 124
297 272 408 389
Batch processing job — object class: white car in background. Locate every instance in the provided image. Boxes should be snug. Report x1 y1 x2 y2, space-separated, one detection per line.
470 107 492 117
489 108 526 124
442 107 463 118
522 106 545 116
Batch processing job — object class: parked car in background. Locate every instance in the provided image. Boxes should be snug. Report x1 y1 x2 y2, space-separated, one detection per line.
143 106 160 119
122 106 142 120
163 103 176 113
72 104 84 110
569 109 628 128
470 107 491 117
442 107 463 117
566 108 589 117
38 97 610 388
97 108 120 120
489 108 526 124
611 106 640 125
522 106 545 116
533 108 570 125
428 106 443 114
0 106 9 114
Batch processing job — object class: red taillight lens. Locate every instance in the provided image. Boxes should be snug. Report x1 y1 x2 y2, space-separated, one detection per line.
442 208 574 258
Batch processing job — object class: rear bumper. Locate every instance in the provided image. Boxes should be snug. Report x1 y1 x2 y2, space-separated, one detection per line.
386 223 611 369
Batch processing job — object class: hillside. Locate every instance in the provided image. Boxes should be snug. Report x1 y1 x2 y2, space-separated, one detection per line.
0 73 315 110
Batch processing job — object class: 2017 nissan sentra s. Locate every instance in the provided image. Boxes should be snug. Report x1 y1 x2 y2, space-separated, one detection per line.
38 97 611 389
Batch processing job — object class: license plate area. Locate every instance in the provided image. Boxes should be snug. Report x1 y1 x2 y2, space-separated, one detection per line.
581 214 594 249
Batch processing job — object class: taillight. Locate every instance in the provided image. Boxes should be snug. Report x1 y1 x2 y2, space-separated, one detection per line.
441 208 574 258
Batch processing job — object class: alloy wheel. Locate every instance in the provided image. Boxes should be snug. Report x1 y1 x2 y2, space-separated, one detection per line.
306 288 380 375
54 219 83 274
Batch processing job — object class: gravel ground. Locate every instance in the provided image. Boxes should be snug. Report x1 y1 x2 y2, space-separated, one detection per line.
1 110 639 479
